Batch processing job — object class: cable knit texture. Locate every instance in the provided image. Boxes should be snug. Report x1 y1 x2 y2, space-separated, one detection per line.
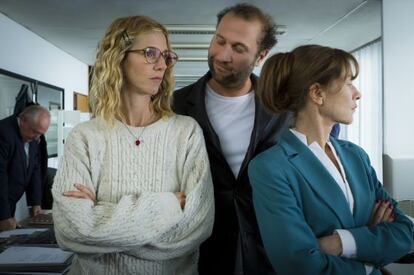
52 114 214 275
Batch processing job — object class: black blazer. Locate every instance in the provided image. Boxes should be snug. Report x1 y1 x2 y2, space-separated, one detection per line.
173 72 291 275
0 115 42 220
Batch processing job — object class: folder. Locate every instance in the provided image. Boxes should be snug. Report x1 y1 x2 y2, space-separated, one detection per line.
0 246 73 273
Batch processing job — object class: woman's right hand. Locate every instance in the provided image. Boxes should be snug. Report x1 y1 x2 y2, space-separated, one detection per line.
368 200 394 227
174 192 186 210
63 183 97 205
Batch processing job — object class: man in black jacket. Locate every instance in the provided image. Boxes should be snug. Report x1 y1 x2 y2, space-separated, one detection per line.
173 3 290 274
0 105 50 231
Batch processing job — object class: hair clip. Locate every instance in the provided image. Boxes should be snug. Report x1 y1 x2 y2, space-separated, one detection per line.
122 30 133 46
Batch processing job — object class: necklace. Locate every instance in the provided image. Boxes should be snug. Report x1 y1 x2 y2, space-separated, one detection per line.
122 122 146 146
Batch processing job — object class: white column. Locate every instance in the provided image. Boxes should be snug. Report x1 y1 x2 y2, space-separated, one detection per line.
382 0 414 200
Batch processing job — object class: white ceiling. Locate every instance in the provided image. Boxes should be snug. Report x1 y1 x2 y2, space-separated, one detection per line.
0 0 381 83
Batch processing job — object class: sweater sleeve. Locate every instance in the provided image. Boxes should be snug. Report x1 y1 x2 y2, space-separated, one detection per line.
127 122 215 260
52 127 184 254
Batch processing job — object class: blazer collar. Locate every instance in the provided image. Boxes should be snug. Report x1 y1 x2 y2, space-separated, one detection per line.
280 130 355 228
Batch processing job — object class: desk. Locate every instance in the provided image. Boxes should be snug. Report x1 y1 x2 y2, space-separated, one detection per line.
0 212 72 274
0 213 56 251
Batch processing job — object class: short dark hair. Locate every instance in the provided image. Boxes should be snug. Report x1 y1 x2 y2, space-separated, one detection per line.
216 3 277 53
257 44 359 115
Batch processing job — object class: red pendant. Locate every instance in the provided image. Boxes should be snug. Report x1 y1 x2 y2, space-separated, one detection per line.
135 139 141 146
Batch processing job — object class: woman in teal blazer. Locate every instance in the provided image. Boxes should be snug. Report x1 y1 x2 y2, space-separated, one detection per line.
249 45 413 275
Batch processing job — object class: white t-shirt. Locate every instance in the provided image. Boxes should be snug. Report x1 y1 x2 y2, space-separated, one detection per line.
205 84 255 178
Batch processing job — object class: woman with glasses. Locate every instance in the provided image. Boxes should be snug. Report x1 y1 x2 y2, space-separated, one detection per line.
248 45 413 275
52 16 214 275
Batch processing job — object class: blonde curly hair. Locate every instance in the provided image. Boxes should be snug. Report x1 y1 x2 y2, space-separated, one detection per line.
89 16 175 124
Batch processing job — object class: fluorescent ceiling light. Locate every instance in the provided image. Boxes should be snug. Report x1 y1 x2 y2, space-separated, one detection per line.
172 43 210 49
166 25 215 35
178 57 208 61
166 24 287 35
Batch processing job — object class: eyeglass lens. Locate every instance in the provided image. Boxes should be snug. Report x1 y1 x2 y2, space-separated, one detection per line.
144 47 177 67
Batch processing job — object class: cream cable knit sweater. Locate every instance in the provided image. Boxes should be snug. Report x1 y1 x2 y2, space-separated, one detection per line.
52 115 214 275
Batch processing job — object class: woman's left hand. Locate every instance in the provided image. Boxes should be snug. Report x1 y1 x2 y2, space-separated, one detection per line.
63 183 97 205
369 200 394 227
318 233 343 256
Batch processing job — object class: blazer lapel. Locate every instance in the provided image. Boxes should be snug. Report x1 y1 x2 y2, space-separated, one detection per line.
238 92 270 178
281 131 355 228
26 141 37 174
330 139 366 224
13 117 28 179
184 73 225 157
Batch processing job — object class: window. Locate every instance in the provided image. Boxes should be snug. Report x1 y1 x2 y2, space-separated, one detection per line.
343 40 383 180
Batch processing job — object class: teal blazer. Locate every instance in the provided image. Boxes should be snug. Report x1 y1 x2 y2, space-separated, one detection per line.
248 130 413 275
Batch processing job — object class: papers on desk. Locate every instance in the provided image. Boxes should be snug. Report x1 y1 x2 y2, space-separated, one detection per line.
0 246 73 274
0 228 48 238
29 213 53 226
0 246 72 265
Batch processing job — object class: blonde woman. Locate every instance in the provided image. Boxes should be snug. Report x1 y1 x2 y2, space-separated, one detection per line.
52 16 214 275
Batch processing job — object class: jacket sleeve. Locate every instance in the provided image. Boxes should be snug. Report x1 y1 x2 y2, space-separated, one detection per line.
347 148 413 266
0 135 11 220
248 157 367 275
25 143 42 207
128 123 215 260
52 128 185 254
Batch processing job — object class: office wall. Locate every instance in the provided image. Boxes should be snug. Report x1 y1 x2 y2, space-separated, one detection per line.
0 13 89 110
382 1 414 202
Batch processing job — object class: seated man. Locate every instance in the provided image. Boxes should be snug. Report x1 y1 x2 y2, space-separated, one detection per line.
0 105 50 231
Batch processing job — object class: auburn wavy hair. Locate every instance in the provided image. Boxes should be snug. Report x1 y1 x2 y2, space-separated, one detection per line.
89 16 175 124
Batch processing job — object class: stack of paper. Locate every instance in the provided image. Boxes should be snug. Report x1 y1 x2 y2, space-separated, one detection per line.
0 246 73 274
0 228 48 238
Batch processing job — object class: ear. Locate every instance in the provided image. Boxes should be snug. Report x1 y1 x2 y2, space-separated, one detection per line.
254 49 269 66
308 83 325 106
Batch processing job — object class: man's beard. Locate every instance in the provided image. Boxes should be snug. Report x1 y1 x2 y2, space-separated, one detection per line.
208 57 254 89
